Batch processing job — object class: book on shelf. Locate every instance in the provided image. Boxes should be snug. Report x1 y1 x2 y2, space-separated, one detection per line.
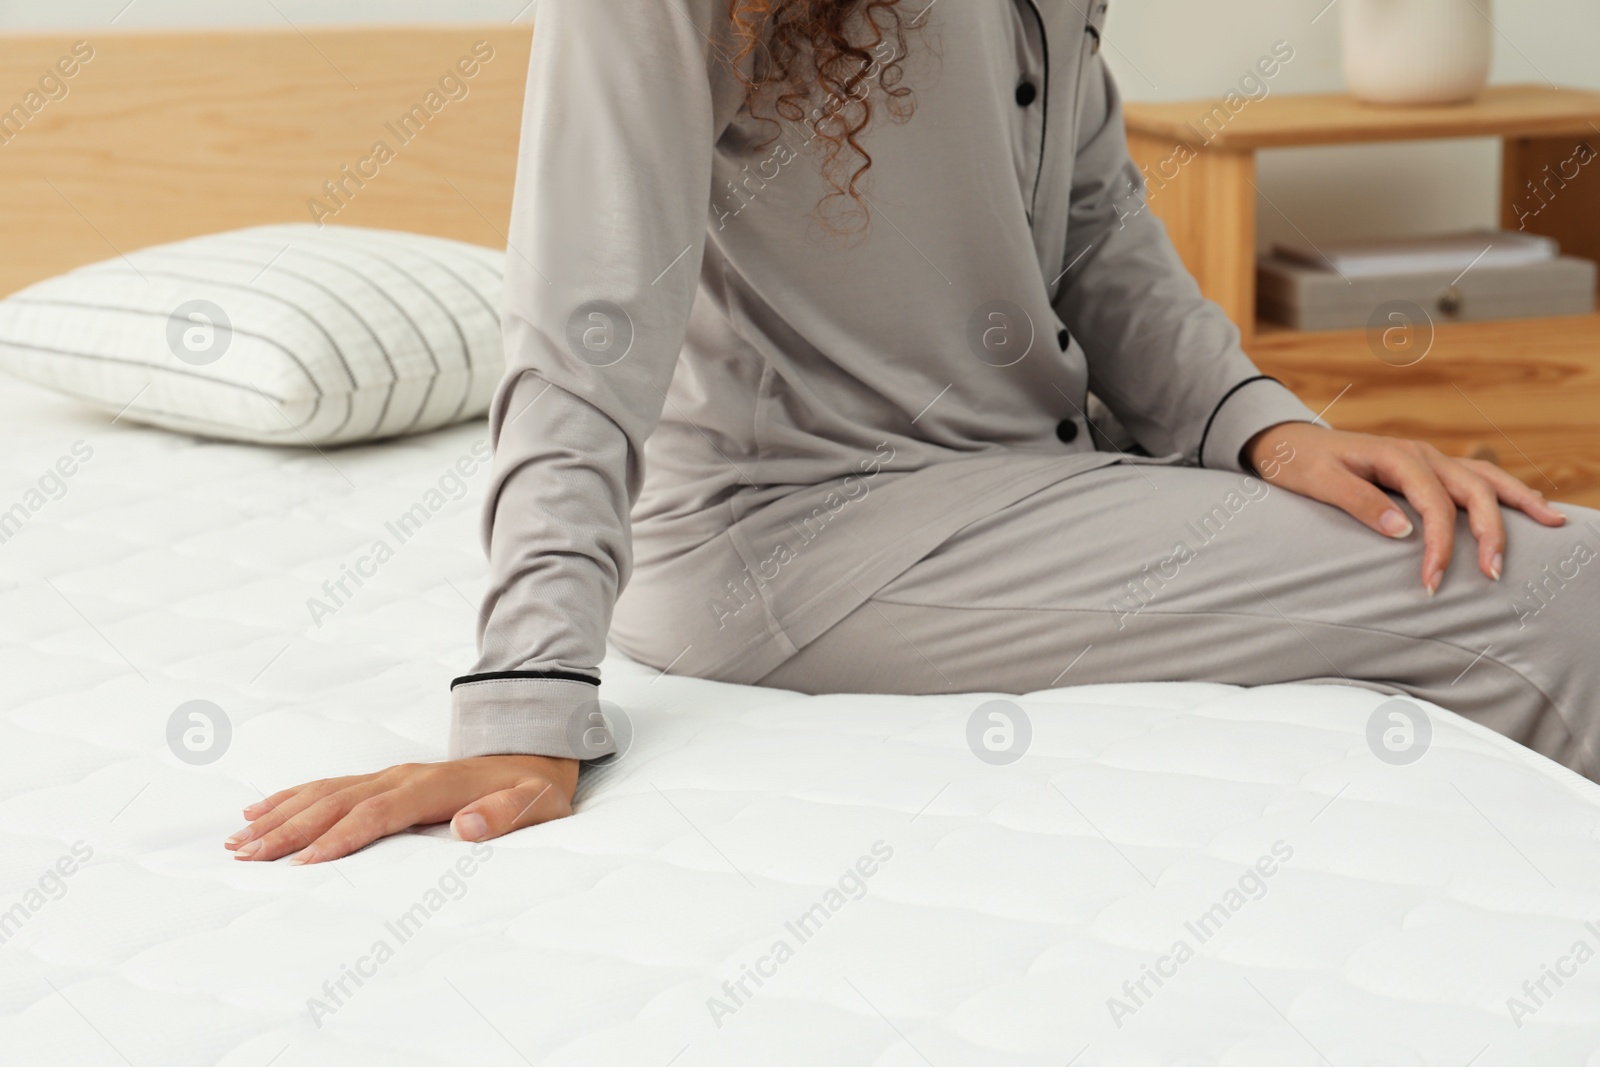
1271 229 1559 279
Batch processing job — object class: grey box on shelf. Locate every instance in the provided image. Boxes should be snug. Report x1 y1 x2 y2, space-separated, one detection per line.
1257 254 1597 331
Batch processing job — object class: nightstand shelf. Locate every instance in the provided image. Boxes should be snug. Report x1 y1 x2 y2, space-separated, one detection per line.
1123 84 1600 507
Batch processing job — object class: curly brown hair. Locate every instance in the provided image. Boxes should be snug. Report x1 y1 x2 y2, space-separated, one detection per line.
727 0 917 233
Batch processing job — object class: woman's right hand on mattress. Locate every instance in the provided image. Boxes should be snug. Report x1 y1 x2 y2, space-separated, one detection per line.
224 755 580 864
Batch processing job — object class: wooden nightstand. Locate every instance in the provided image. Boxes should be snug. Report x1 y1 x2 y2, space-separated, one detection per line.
1123 85 1600 507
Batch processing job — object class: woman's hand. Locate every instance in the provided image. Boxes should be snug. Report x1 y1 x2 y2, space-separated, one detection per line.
1243 422 1567 593
224 755 580 865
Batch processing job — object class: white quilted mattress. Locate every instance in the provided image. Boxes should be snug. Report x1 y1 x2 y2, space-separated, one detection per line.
3 377 1600 1066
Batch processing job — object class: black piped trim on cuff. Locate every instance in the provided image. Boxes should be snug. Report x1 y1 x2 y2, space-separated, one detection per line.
1198 375 1277 465
450 669 600 690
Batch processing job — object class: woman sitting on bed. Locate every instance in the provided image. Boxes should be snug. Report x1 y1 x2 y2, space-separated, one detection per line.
226 0 1596 864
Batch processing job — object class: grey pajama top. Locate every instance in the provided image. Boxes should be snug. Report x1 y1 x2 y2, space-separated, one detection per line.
448 0 1322 760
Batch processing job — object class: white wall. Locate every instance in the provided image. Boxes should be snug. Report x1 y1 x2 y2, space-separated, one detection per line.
4 0 1594 250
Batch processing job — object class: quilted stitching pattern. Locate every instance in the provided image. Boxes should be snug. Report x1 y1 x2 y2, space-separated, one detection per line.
3 380 1599 1066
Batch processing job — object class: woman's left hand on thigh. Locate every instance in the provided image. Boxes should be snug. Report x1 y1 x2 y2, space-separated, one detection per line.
1243 422 1567 594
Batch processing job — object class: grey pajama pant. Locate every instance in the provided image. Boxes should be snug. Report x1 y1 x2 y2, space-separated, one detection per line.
754 462 1600 780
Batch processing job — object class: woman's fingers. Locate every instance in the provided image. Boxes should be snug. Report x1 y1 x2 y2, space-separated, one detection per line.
1459 458 1568 528
1427 453 1506 580
288 791 437 866
234 780 391 862
239 772 376 822
1301 459 1416 541
1360 444 1458 593
231 755 585 865
242 784 304 821
451 777 574 843
227 773 380 850
1250 424 1566 593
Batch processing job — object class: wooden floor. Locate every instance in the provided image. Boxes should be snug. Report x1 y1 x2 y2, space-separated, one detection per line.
1249 312 1600 509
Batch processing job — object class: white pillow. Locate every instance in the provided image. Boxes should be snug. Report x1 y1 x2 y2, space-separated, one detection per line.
0 224 506 445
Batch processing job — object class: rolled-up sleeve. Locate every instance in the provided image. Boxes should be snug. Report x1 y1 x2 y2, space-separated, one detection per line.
450 0 724 759
1052 57 1321 474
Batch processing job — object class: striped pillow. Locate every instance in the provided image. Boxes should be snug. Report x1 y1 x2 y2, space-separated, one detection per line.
0 224 505 445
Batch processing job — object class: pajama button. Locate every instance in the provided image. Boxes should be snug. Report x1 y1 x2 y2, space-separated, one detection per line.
1056 419 1079 444
1015 82 1038 107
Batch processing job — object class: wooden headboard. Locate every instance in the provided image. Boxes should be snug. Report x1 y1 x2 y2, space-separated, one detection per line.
0 25 534 298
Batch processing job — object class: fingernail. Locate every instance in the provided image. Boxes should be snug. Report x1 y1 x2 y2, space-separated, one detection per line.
452 813 488 842
1425 571 1441 597
224 827 253 848
1490 553 1503 581
234 841 262 860
1380 509 1413 538
288 846 318 866
242 803 265 818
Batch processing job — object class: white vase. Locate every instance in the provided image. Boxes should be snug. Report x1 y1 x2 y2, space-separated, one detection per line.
1341 0 1493 105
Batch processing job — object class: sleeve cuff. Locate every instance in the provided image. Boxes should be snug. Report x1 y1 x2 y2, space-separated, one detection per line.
449 675 615 760
1198 376 1324 474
